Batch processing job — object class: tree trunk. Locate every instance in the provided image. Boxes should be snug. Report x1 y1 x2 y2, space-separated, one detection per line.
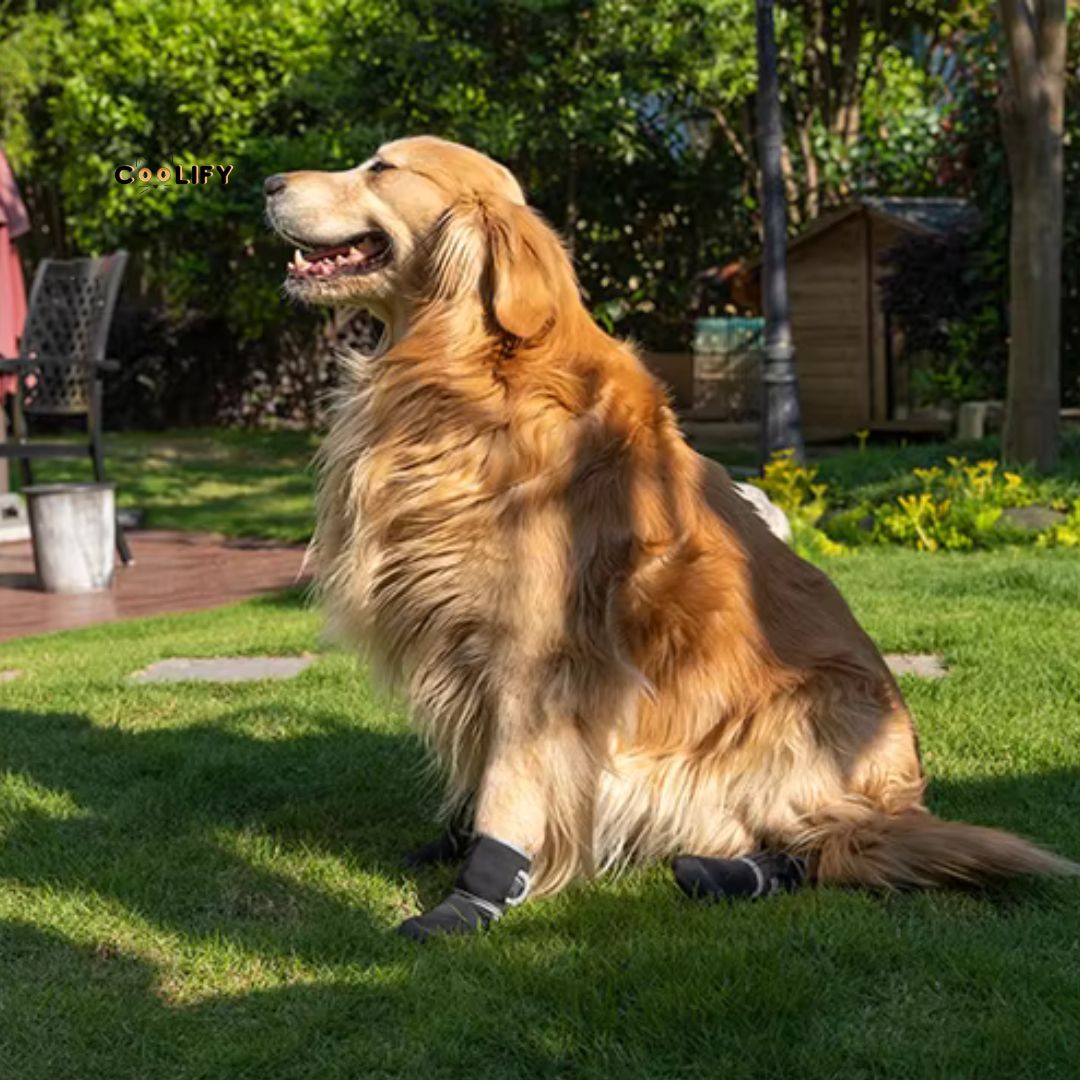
1002 119 1063 469
998 0 1067 471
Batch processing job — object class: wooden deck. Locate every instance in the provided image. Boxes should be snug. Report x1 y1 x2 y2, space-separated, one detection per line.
0 530 310 642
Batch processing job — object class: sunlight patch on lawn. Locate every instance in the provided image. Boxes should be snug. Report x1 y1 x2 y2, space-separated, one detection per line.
0 772 89 833
0 881 184 974
213 825 409 921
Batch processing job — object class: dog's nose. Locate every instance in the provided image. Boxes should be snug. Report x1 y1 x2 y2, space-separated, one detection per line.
264 174 287 197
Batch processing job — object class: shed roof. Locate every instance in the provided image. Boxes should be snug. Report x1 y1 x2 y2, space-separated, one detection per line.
859 197 977 234
743 197 976 270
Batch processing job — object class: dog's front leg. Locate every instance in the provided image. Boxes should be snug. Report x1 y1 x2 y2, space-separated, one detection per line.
398 703 591 942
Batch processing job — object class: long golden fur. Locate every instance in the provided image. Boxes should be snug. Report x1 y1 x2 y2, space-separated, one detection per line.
267 136 1076 897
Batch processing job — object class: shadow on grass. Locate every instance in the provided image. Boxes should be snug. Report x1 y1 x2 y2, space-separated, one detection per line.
1 703 1078 1079
0 707 423 966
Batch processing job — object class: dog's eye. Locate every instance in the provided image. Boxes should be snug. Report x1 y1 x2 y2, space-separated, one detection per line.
369 160 395 175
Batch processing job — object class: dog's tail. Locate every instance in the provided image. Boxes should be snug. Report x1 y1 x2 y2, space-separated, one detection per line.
793 801 1079 888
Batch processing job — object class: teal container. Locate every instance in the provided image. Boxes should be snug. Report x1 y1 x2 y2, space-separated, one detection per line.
692 317 765 356
691 317 765 421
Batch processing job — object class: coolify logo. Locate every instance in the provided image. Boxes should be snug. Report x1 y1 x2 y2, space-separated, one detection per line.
114 160 234 196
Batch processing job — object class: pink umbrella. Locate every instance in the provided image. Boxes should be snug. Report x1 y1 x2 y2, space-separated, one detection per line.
0 147 30 494
0 146 30 388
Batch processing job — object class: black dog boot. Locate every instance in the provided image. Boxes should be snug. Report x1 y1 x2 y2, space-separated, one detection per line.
398 835 532 942
673 850 807 903
402 824 471 868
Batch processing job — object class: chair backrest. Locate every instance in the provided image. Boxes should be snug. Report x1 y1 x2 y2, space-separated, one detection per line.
19 251 128 416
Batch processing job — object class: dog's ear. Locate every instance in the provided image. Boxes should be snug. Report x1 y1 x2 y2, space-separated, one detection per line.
429 195 570 342
484 199 563 341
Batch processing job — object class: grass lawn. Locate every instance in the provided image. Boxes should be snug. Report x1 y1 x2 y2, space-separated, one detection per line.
20 426 1080 546
19 429 320 542
2 550 1079 1079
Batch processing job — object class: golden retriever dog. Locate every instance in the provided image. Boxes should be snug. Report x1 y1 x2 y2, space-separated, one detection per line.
265 137 1075 938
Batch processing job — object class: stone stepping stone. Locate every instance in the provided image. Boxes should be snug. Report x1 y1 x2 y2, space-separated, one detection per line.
998 506 1067 532
129 656 315 684
0 669 23 683
884 653 948 680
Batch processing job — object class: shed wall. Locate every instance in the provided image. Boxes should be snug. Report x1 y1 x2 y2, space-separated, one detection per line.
785 214 870 431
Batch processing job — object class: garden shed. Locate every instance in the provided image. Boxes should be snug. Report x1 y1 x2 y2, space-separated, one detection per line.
748 197 975 435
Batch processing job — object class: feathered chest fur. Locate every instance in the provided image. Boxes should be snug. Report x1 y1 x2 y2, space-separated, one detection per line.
315 350 587 712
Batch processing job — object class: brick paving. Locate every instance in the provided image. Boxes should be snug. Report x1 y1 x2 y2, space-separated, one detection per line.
0 530 310 642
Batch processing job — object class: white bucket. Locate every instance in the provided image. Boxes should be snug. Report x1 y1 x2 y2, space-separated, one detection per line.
25 483 116 593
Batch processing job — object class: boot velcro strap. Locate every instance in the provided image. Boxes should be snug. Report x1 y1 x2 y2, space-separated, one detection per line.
453 890 504 923
456 835 532 904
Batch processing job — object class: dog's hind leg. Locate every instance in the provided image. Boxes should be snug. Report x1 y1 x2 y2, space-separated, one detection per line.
672 850 808 902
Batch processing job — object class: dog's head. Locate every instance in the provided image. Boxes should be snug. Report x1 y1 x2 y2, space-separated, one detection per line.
265 136 574 341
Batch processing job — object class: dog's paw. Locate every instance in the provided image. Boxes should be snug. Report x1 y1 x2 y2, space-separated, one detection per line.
397 834 532 942
673 850 807 902
397 889 501 941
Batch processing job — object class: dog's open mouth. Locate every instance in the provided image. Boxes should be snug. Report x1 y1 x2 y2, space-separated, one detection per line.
286 230 392 279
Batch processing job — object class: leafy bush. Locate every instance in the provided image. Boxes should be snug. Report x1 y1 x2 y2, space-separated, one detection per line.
751 442 1080 556
863 458 1033 551
104 304 328 429
1037 500 1080 549
752 450 846 558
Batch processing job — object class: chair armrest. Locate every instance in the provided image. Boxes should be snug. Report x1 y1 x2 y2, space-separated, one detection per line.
0 357 120 374
0 358 39 374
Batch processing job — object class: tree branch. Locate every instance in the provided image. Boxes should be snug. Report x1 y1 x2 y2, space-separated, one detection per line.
782 54 814 222
711 105 755 171
779 140 805 229
833 0 862 139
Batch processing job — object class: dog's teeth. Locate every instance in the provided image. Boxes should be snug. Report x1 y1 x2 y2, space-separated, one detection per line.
348 246 361 259
335 254 348 265
293 249 310 269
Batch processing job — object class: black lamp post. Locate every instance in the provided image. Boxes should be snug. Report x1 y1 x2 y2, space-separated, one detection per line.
756 0 805 466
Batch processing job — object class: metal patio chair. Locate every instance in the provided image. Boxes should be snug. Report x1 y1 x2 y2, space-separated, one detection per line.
0 250 132 564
